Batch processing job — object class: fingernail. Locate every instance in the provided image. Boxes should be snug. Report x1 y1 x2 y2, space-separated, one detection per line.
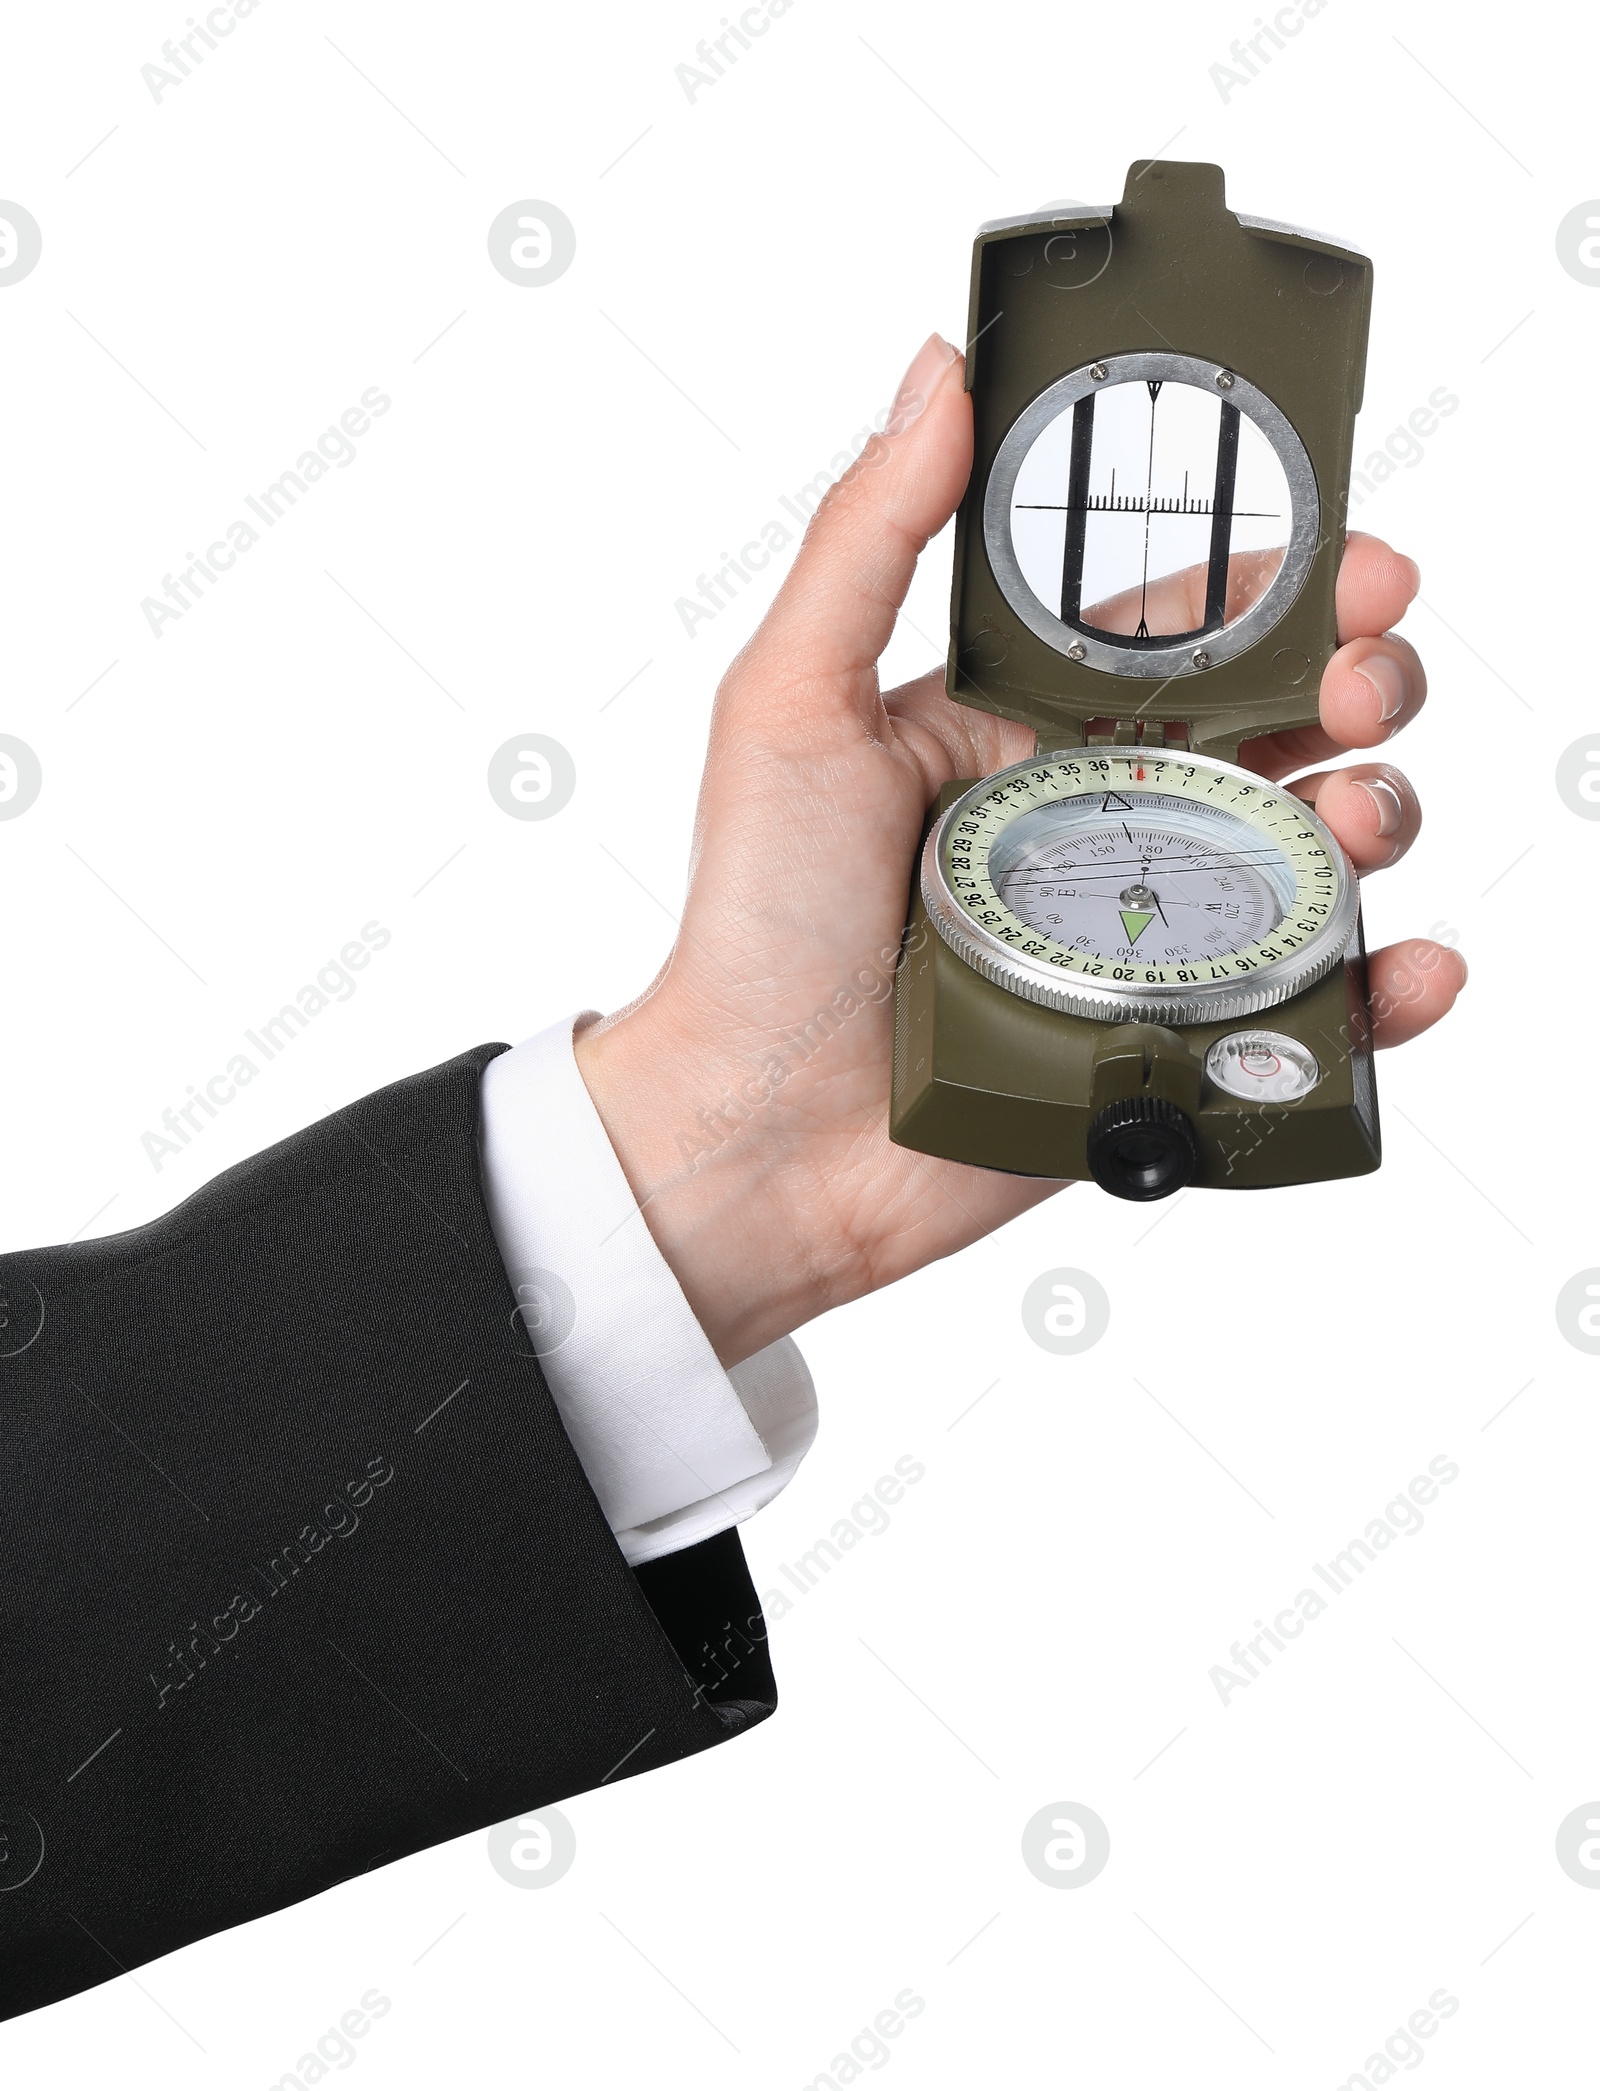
1354 654 1407 722
1402 554 1421 594
1357 775 1405 838
886 333 957 435
1449 948 1468 990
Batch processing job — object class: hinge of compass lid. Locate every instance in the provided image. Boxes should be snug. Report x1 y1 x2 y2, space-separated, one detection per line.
1081 718 1191 750
948 159 1371 765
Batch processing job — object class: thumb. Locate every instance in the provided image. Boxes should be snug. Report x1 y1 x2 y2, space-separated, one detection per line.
720 333 968 727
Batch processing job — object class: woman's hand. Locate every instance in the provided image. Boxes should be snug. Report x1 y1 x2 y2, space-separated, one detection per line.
575 334 1467 1367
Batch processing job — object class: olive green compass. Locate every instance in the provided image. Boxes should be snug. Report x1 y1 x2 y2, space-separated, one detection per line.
890 160 1379 1200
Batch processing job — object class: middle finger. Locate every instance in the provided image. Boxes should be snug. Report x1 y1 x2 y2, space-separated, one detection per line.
1244 630 1428 781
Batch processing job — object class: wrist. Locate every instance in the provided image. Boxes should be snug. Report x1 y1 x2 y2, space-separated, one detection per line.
572 1002 827 1368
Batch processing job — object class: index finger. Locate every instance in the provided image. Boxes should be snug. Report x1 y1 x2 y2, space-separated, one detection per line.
1083 530 1419 644
1334 532 1421 641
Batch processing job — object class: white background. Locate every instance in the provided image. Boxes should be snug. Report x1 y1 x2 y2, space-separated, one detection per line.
2 0 1596 2083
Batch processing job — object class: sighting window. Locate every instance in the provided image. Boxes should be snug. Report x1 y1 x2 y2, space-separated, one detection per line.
983 352 1318 678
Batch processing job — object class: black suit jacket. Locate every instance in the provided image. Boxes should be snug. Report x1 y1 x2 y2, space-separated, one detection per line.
0 1045 775 2021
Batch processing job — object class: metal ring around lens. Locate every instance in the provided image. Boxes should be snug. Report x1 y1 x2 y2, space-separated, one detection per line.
981 352 1320 680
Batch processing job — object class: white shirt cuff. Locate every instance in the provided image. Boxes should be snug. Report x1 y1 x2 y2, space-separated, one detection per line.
477 1015 817 1567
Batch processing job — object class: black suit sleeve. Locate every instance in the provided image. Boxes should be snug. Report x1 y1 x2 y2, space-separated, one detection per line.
0 1044 775 2022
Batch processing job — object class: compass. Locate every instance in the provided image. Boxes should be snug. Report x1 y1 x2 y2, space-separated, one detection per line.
890 159 1380 1199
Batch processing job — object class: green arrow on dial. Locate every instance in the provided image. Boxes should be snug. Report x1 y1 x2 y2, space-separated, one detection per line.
1118 909 1155 946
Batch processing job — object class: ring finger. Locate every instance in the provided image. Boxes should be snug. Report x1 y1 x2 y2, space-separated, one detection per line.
1289 760 1421 875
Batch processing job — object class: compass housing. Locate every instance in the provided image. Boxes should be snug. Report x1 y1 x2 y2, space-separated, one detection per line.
889 160 1380 1195
948 160 1372 763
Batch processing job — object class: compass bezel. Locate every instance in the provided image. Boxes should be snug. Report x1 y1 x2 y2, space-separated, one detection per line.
922 748 1360 1026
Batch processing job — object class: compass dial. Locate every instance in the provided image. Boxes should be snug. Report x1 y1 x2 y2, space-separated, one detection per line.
923 750 1358 1025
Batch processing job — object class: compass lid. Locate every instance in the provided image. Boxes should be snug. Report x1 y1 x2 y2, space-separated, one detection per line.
948 160 1372 763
